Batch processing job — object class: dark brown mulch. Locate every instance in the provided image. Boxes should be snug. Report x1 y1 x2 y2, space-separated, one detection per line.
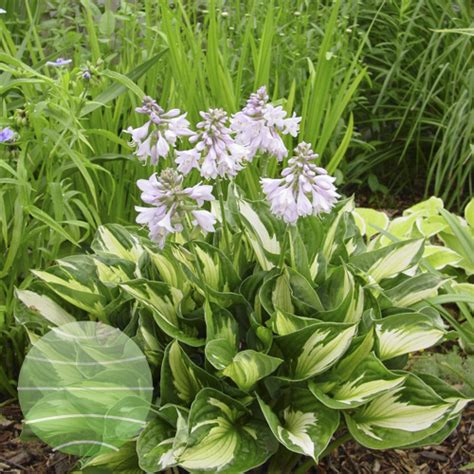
0 403 472 473
348 179 427 217
0 404 76 474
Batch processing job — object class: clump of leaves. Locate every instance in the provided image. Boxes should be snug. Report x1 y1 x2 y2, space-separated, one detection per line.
354 196 474 351
17 194 471 472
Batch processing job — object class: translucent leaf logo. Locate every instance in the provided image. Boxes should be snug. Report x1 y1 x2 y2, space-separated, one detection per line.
18 321 153 457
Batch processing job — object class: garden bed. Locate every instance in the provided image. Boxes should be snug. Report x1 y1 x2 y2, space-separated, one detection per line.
0 403 472 473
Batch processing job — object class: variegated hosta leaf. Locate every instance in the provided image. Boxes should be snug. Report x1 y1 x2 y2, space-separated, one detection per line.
415 215 449 238
317 266 362 323
176 389 277 472
466 197 474 227
248 310 274 353
320 199 354 266
270 308 317 336
92 224 144 264
404 196 444 217
345 285 365 323
257 388 339 461
161 341 221 407
82 441 142 474
204 303 239 346
351 239 424 283
319 266 353 308
138 310 164 368
15 289 76 326
259 269 323 318
179 241 243 306
378 214 419 246
380 273 446 308
375 196 443 245
345 373 454 449
333 330 375 381
275 322 357 381
137 406 189 473
317 215 342 275
120 279 204 347
204 303 240 371
353 208 390 240
397 373 472 449
288 267 325 313
137 416 177 473
375 312 446 360
309 353 406 409
221 350 283 391
205 338 237 371
439 209 474 275
261 271 295 315
400 416 461 450
237 198 283 271
288 224 313 282
415 373 473 418
423 244 463 270
93 254 136 287
31 255 111 318
295 218 324 273
145 245 188 291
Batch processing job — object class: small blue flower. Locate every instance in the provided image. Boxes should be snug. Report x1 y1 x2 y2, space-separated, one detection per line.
46 58 73 67
82 69 92 79
0 127 15 143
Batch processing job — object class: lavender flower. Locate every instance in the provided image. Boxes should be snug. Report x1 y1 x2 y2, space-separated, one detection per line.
46 58 73 67
126 96 193 165
261 142 339 224
231 86 301 161
0 127 15 143
176 108 248 179
136 168 216 248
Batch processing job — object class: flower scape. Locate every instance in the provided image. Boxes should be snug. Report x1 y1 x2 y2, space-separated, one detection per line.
17 87 472 473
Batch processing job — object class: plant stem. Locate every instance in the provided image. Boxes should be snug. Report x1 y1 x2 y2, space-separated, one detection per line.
216 178 231 253
267 446 300 474
278 225 289 268
320 432 352 458
181 219 211 301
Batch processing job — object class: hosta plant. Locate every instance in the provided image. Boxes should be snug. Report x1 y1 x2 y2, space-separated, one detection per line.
16 192 471 472
354 196 474 351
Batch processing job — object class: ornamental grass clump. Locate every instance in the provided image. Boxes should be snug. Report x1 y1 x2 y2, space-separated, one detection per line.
17 88 471 472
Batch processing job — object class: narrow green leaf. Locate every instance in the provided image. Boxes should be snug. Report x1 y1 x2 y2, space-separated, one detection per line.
80 50 167 116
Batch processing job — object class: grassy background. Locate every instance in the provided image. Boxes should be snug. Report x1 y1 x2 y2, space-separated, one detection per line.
0 0 472 395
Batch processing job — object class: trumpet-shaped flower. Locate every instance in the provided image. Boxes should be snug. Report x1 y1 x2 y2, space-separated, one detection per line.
136 168 216 248
231 86 301 161
176 108 248 179
46 58 72 67
261 142 339 224
126 96 193 165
